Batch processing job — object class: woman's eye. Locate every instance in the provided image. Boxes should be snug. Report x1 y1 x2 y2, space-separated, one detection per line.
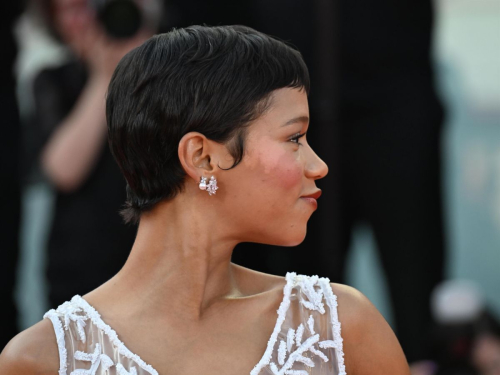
289 132 306 145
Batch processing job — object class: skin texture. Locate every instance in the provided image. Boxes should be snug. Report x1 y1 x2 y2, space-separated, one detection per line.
0 88 411 374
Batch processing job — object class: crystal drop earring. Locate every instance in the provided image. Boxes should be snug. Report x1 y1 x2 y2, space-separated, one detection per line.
206 176 218 196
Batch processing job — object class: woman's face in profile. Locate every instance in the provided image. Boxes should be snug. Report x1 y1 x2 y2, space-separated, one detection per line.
219 87 328 246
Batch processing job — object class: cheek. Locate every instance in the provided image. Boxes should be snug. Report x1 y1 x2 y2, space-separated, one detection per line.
270 153 302 191
249 143 302 192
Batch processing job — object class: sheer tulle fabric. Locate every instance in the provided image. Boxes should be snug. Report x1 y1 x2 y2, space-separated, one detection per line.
45 296 157 375
250 273 345 375
44 273 345 375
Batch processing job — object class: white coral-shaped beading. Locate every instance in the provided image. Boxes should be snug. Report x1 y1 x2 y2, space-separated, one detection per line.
72 344 114 375
269 315 334 375
250 273 346 375
58 302 88 343
297 275 325 314
116 364 138 375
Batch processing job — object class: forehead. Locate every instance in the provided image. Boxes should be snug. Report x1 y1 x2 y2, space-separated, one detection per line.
253 87 309 132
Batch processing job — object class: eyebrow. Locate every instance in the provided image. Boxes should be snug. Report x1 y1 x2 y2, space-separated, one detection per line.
281 115 310 127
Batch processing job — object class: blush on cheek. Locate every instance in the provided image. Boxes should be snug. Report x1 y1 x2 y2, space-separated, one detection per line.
261 148 302 190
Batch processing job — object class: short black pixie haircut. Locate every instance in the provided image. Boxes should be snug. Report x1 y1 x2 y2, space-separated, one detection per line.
107 25 310 224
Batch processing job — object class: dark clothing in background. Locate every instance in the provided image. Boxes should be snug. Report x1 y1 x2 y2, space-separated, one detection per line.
31 61 137 308
332 0 446 362
0 2 23 350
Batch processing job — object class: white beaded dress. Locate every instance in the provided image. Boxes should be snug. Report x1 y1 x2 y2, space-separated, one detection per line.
44 272 346 375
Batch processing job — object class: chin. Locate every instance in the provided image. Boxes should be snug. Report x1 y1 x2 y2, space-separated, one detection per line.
286 237 307 247
251 222 308 247
277 229 308 247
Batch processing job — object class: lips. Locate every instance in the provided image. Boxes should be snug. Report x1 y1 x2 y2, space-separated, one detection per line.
301 190 322 200
300 190 321 210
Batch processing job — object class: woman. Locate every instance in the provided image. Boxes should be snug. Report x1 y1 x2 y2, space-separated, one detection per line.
0 25 410 374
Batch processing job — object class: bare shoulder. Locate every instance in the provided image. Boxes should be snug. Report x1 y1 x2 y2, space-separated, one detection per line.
329 283 411 375
0 319 60 375
329 283 378 335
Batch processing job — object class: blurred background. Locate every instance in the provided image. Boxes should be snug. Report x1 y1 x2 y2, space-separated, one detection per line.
1 0 499 374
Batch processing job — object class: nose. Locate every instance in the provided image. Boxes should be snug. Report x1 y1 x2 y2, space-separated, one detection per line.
305 144 328 180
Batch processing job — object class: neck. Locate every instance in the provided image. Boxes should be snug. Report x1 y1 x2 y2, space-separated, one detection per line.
115 195 241 321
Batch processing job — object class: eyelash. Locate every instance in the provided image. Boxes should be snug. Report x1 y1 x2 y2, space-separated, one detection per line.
289 132 307 146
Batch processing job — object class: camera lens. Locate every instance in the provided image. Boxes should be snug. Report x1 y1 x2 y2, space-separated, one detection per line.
98 0 142 39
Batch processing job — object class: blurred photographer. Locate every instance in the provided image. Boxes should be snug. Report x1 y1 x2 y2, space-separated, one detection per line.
29 0 161 308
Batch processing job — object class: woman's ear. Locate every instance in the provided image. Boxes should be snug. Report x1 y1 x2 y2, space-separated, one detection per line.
178 132 216 183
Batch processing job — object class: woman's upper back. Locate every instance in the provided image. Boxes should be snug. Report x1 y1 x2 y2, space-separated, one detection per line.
2 273 346 375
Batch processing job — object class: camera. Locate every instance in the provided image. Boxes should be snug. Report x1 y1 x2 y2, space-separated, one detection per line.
92 0 142 39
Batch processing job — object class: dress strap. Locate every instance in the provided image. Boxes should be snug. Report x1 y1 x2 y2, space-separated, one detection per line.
251 272 296 375
251 272 347 375
43 297 159 375
318 278 346 375
44 309 68 375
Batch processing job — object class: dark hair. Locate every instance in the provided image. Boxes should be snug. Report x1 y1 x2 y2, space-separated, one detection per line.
106 25 310 224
